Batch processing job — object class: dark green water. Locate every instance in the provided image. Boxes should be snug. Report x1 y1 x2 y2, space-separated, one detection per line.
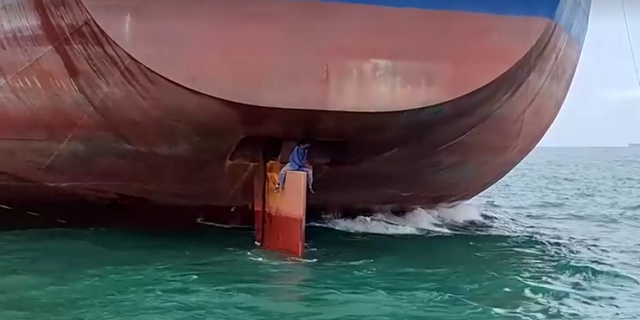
1 147 639 319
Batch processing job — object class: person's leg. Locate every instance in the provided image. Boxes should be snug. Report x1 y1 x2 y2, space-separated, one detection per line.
303 166 314 193
276 163 293 191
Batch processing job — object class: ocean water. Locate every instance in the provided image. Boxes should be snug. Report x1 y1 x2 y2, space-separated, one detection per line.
0 147 639 320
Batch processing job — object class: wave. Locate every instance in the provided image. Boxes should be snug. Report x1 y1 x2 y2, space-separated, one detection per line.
622 204 640 211
309 201 494 235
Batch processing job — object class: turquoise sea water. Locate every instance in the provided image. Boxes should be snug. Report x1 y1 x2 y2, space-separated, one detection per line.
0 147 638 319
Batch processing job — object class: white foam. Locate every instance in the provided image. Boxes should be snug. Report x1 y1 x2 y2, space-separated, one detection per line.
322 216 424 234
424 201 485 223
314 201 484 235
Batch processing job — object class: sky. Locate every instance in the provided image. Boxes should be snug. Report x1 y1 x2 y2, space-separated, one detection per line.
540 0 640 147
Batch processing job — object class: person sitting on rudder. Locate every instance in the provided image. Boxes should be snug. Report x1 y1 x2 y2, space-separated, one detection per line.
274 142 314 194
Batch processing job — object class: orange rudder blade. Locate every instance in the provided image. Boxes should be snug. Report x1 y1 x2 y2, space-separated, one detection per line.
254 162 307 257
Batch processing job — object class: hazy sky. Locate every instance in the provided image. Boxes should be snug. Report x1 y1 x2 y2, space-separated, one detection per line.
540 0 640 147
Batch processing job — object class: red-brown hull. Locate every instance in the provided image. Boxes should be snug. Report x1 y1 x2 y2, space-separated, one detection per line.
0 0 589 229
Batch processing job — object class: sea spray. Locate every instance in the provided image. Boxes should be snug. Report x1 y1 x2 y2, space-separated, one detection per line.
310 201 487 235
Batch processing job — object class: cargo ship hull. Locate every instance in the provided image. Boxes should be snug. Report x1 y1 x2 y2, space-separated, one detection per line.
0 0 590 228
